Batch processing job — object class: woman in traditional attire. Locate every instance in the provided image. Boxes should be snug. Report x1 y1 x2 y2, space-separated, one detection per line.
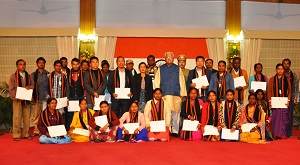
38 98 72 144
249 63 269 94
88 101 120 142
180 87 203 141
144 88 171 142
219 89 241 141
69 99 95 142
239 94 265 144
131 62 153 113
117 102 148 142
267 63 291 139
201 91 221 141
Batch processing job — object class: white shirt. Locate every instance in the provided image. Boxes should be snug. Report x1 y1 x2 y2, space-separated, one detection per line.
196 68 202 77
119 69 126 88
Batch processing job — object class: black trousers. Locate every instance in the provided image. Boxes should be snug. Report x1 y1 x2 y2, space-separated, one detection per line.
111 99 131 118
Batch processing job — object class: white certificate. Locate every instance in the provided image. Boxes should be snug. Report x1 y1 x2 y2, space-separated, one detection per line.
234 76 246 88
42 102 47 110
105 93 111 104
93 95 105 110
271 97 288 108
16 87 33 101
192 75 209 89
241 123 257 132
150 120 166 132
182 120 199 131
221 128 239 140
122 123 140 134
95 115 110 132
68 100 80 112
73 128 90 137
251 81 267 92
47 125 67 138
56 97 68 109
203 125 219 136
115 88 130 99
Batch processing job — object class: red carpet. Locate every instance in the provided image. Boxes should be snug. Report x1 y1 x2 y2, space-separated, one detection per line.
1 129 300 165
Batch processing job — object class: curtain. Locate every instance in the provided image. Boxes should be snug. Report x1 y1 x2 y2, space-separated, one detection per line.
206 38 227 69
95 36 117 69
240 38 262 105
56 36 79 68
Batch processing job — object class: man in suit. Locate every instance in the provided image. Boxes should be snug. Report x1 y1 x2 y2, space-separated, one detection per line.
108 56 132 118
126 59 137 77
84 57 107 109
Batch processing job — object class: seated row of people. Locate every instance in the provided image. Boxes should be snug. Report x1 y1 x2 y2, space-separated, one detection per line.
37 87 269 144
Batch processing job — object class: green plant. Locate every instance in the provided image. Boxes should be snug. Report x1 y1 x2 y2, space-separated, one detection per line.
0 82 13 130
294 103 300 126
227 45 240 69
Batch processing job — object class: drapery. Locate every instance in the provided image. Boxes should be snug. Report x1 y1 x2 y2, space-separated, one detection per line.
240 38 262 105
95 36 117 69
56 36 79 68
206 38 227 70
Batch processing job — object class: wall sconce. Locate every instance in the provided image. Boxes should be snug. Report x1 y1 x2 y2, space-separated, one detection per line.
227 32 244 43
78 34 95 42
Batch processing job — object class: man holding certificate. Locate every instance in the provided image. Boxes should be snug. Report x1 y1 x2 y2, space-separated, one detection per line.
187 56 208 101
108 56 132 118
154 52 187 137
9 59 33 141
228 57 249 105
268 63 291 139
144 88 171 141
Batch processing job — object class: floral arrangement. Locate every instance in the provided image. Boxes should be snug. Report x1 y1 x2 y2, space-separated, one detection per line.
227 45 240 69
80 46 94 62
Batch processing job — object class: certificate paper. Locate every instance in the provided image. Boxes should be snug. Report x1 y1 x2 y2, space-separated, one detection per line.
73 128 90 137
150 120 166 132
68 100 80 112
122 123 140 134
47 125 67 137
271 97 288 108
182 120 199 131
251 81 267 92
192 75 209 89
56 97 68 109
241 123 257 132
95 115 110 132
203 125 219 136
221 128 239 140
115 88 130 99
16 87 33 101
93 95 105 110
234 76 246 88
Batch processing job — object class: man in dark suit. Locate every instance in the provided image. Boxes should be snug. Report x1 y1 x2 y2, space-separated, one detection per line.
108 56 132 118
84 57 107 109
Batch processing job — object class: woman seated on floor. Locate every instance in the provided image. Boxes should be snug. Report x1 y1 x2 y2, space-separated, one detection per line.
69 99 95 142
88 101 120 142
37 98 72 144
117 102 148 142
180 87 203 141
256 89 274 141
239 94 266 144
144 88 171 142
201 91 221 142
219 89 241 141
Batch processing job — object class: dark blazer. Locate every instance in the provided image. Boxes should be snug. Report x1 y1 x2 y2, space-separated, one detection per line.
131 74 153 102
84 69 107 105
108 68 132 101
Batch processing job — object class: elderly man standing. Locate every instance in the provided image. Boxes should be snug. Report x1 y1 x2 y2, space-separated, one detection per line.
177 54 190 83
154 52 187 137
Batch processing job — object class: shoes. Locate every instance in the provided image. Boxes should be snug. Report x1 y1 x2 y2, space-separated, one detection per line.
13 138 20 141
106 139 116 143
171 133 179 137
94 139 104 143
298 137 300 140
31 133 39 137
23 137 33 140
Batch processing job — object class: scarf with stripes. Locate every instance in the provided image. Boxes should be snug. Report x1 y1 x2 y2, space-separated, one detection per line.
79 109 92 130
273 74 288 97
205 102 219 127
15 70 31 105
32 69 49 102
151 99 164 121
216 71 226 100
245 104 261 123
114 68 130 88
194 67 206 97
49 71 66 98
89 69 104 105
40 107 61 127
224 100 237 129
230 69 243 104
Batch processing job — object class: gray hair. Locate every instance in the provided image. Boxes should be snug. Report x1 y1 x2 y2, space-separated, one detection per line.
164 52 174 58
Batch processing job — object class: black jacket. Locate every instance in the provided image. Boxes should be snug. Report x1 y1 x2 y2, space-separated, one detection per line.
131 74 153 102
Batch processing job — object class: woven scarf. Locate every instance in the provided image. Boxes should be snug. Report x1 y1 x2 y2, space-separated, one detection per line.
273 74 288 97
89 69 104 105
40 108 61 127
224 100 237 129
150 99 164 121
32 69 49 102
15 70 31 105
79 109 92 130
205 102 219 127
49 71 66 98
245 104 261 123
216 71 227 100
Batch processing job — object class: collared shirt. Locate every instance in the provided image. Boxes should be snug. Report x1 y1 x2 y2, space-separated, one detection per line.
52 74 62 98
196 68 203 77
119 69 126 88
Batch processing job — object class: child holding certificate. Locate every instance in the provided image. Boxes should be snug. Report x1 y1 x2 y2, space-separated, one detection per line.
38 98 72 144
117 102 148 142
180 87 204 141
267 63 291 139
69 99 95 142
239 94 265 144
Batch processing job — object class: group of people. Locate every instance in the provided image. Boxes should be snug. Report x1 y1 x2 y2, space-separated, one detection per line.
8 52 299 144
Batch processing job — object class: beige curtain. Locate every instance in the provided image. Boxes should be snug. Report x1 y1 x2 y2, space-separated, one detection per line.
56 36 79 68
95 36 117 69
206 38 227 69
240 38 262 105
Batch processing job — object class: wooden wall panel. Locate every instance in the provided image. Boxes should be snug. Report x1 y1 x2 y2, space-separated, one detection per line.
80 0 96 35
226 0 241 36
